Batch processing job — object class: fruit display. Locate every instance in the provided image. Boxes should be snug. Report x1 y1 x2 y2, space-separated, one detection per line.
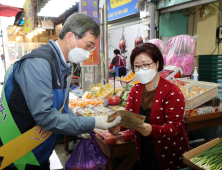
69 98 104 110
123 72 136 82
122 130 134 142
69 99 79 110
73 106 114 117
132 79 140 85
90 83 103 97
104 134 118 145
122 91 130 101
95 129 135 145
108 95 121 105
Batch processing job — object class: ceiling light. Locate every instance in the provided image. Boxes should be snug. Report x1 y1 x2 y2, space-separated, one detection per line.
38 0 76 17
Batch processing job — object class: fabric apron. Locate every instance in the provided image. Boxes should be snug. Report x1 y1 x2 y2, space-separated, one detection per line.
115 55 126 77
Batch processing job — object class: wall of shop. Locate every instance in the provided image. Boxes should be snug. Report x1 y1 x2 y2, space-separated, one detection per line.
187 2 221 69
159 10 188 38
108 23 149 71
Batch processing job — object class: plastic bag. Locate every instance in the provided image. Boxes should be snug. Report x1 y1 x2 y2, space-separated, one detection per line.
65 132 107 170
148 39 168 65
200 4 217 20
166 34 197 75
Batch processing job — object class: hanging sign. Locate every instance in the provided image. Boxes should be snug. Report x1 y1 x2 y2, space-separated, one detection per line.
81 0 99 66
23 0 34 33
108 0 138 21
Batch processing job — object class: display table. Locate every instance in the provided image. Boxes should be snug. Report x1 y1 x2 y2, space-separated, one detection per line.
95 135 137 170
184 111 222 138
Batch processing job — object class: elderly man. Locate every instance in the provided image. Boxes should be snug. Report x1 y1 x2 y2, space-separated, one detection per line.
1 13 121 170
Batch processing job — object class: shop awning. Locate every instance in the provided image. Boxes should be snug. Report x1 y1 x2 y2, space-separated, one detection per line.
0 4 23 17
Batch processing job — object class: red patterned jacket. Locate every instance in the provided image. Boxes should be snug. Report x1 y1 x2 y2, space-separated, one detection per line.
125 77 189 170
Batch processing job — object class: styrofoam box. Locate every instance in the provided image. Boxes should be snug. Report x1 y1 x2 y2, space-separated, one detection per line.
185 81 219 110
71 89 83 97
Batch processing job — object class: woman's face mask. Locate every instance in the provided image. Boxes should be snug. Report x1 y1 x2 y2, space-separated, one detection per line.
68 34 91 63
135 64 157 84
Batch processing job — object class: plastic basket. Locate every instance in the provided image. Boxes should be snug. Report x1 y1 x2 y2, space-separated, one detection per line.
199 55 222 59
199 67 222 71
199 63 222 67
199 70 222 75
185 81 219 110
199 59 222 64
199 78 218 83
199 74 222 79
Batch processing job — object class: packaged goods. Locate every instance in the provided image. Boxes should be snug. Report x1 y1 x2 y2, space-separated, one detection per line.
185 105 220 116
82 91 92 99
90 83 103 97
121 101 127 108
122 91 130 101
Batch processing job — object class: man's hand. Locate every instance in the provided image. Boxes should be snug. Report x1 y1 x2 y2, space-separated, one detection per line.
133 123 152 136
95 116 122 130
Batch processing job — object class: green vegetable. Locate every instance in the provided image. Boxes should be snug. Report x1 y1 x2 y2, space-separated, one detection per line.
190 139 222 170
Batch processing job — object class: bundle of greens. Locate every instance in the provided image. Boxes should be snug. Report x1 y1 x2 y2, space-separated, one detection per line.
190 139 222 170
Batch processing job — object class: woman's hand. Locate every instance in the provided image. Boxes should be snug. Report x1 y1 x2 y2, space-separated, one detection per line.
108 126 120 135
133 123 152 136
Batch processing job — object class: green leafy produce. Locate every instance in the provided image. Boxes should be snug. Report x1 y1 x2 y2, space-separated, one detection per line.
190 139 222 170
122 91 130 101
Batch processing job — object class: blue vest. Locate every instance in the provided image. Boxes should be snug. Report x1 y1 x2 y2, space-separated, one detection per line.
3 44 69 166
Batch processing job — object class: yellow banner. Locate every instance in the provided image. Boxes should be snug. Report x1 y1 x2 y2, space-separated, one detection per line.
110 0 132 9
0 125 52 170
23 0 34 33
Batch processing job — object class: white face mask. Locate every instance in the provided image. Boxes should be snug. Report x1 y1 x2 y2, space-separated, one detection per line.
135 64 157 84
68 34 91 63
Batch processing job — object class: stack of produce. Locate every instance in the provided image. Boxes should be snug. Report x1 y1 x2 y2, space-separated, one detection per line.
190 139 222 170
95 129 134 145
121 91 130 107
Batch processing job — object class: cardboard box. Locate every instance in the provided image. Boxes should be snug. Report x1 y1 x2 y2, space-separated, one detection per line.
183 138 221 170
185 105 220 116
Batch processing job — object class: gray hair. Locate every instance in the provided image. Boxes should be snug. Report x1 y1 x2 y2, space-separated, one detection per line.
59 13 100 40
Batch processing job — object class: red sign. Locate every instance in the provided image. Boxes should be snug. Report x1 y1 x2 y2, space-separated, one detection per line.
82 39 99 65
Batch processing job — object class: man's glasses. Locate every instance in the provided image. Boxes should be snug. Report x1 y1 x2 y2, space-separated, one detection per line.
81 38 96 52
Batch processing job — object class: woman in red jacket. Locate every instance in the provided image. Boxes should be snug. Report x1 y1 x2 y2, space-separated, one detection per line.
109 43 189 170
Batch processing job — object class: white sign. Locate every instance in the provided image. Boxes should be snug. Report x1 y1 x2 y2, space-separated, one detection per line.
159 0 164 8
85 73 93 82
